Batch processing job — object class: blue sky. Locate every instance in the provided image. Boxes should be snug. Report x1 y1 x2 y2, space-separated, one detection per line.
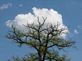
0 0 82 61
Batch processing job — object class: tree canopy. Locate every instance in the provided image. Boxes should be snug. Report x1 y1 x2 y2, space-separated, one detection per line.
7 17 74 61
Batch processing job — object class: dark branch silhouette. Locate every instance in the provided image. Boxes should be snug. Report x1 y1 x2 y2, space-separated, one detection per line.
7 17 74 61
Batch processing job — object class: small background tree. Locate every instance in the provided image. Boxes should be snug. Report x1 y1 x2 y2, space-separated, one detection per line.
7 17 74 61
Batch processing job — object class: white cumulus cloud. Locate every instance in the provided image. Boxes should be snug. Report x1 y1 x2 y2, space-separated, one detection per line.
6 7 69 38
0 3 12 10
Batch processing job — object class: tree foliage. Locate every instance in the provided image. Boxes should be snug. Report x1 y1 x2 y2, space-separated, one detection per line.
7 17 74 61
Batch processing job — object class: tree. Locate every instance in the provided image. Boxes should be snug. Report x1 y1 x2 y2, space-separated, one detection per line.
7 17 74 61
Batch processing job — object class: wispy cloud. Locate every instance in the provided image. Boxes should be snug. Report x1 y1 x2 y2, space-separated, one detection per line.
74 29 79 34
19 4 23 7
0 3 12 10
77 25 82 29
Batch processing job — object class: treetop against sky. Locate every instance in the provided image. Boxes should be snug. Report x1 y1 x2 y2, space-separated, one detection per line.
0 0 82 61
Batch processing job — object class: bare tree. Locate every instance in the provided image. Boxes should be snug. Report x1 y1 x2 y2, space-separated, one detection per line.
7 17 74 61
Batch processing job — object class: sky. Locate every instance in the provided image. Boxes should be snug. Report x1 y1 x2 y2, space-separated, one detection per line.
0 0 82 61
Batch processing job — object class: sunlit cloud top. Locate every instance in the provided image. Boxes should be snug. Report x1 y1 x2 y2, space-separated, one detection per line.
6 7 68 38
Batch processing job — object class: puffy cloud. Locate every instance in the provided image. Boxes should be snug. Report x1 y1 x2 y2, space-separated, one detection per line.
6 7 68 38
0 3 12 10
